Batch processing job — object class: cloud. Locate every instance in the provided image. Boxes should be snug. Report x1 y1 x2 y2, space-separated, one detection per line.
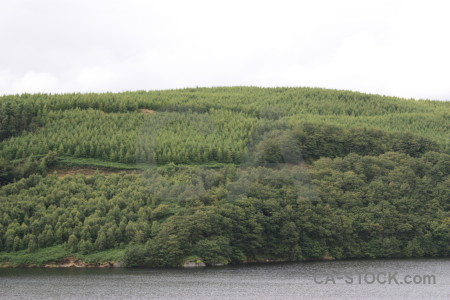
0 70 60 94
77 66 118 91
0 0 449 100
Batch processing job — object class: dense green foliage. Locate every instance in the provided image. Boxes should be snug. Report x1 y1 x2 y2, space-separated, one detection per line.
0 153 449 266
1 87 449 165
0 108 254 164
0 151 58 186
0 87 449 266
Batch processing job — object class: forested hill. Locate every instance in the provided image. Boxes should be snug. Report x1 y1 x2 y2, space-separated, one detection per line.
0 87 449 267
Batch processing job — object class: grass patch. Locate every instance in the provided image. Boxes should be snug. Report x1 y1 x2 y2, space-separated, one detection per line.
0 245 69 266
0 246 125 267
74 248 125 264
58 157 235 170
58 157 143 170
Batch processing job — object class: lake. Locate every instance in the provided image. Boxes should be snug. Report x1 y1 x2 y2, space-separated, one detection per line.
1 258 449 299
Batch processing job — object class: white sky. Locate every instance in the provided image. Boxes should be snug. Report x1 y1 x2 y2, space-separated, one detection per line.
1 0 450 100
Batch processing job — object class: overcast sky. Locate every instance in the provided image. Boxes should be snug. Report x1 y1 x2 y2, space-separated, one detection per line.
1 0 449 100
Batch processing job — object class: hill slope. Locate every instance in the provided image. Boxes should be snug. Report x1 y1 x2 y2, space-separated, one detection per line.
0 87 449 267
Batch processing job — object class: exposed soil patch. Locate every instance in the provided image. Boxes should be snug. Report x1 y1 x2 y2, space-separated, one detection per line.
42 257 119 268
50 167 142 178
139 108 156 115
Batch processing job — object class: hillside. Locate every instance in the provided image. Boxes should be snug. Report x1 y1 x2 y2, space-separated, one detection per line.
0 87 449 267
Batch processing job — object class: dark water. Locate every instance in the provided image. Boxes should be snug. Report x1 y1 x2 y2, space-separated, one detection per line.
0 258 449 299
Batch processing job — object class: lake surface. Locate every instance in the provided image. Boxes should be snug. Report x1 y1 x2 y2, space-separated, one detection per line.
1 258 449 299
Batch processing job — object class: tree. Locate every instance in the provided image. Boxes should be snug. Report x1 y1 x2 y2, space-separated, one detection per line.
0 158 14 186
95 231 108 250
67 234 78 252
27 234 38 252
123 244 148 267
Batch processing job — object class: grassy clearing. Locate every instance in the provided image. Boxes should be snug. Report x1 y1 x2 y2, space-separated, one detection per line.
0 245 69 266
0 246 125 267
58 157 234 170
58 157 142 170
74 249 125 264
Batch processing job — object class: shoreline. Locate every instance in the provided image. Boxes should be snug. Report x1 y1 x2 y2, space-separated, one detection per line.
2 255 449 269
